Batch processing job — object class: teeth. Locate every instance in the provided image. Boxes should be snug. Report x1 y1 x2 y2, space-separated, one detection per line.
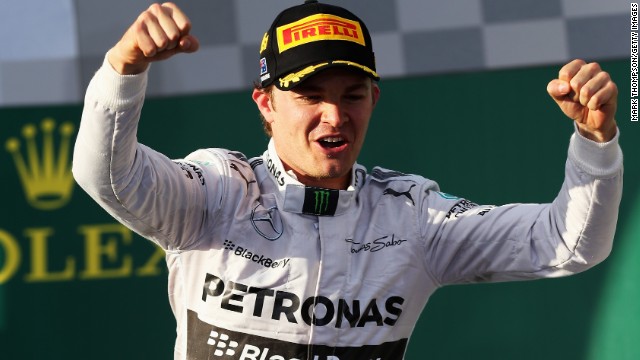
322 137 343 143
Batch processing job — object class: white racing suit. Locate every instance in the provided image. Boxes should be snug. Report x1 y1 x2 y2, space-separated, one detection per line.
73 58 623 360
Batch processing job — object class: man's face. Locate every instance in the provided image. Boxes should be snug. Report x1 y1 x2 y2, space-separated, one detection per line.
253 68 380 189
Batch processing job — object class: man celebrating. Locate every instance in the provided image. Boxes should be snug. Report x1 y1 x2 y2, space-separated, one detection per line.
73 1 622 359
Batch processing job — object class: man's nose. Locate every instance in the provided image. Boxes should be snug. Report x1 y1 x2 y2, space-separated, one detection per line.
320 101 347 127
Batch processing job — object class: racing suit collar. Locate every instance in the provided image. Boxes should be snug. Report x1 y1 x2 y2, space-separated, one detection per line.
263 139 365 216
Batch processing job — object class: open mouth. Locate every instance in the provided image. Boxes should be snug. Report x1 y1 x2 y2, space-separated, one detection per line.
318 136 346 149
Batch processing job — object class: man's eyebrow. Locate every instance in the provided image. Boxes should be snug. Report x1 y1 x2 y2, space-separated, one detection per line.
344 82 369 92
293 84 323 93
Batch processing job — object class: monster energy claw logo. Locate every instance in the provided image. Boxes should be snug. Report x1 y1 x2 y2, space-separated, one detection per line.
315 190 330 214
303 187 338 216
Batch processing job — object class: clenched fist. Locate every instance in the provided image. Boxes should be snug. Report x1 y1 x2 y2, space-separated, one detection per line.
547 59 618 143
108 2 200 75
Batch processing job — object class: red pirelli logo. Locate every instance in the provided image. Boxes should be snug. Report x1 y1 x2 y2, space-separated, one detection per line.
276 14 366 53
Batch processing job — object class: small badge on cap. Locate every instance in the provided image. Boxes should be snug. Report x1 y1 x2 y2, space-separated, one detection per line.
260 57 268 75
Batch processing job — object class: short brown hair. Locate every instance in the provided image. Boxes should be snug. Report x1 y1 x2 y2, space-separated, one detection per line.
254 82 275 137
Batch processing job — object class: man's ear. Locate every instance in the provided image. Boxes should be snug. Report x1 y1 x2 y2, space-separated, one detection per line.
371 83 381 107
252 88 274 123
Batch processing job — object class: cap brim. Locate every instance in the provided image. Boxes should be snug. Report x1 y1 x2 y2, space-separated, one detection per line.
276 60 380 90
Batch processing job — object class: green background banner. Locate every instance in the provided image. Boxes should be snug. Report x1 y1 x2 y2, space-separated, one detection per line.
0 59 637 359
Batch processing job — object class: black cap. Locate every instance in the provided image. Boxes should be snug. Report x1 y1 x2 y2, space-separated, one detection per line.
258 0 379 90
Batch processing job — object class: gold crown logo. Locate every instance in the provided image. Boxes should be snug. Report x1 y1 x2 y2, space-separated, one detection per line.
5 118 76 211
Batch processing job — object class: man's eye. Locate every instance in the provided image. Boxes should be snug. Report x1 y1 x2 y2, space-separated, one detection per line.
345 94 365 101
299 95 321 102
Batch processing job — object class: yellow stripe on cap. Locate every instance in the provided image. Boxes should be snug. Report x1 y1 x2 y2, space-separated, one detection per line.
279 63 329 88
331 60 379 79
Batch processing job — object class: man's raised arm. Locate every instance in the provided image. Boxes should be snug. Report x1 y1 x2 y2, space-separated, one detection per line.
423 59 622 284
72 3 218 251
